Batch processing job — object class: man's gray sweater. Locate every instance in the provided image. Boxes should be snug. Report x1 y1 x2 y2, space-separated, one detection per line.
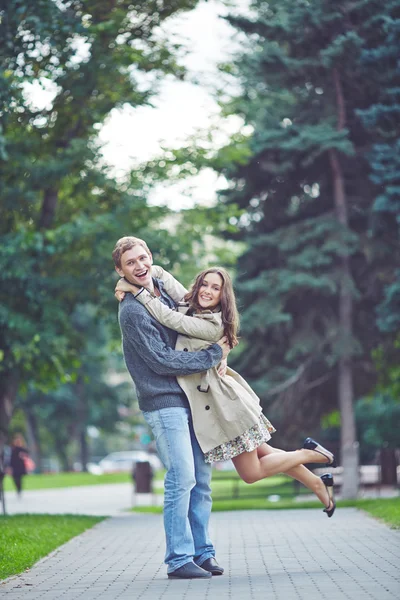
118 278 223 412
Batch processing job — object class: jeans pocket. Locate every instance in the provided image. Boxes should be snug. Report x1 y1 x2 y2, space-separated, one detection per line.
142 410 155 429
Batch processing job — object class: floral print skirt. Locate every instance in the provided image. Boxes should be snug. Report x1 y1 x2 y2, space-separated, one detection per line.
204 414 276 464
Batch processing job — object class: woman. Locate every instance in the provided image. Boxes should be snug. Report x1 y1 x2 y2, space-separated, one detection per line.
10 434 29 496
116 266 336 517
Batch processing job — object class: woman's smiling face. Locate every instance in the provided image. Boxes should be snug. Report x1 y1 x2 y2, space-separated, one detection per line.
197 272 223 310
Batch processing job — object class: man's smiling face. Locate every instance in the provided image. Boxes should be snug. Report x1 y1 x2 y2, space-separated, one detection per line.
115 244 153 288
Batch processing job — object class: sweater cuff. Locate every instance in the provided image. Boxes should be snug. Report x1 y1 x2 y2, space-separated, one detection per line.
210 343 223 361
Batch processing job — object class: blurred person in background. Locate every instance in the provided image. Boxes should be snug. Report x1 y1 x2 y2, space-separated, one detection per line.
9 434 30 497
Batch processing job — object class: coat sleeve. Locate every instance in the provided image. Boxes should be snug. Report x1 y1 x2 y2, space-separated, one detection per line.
134 287 223 342
120 304 223 376
150 265 188 302
115 266 187 303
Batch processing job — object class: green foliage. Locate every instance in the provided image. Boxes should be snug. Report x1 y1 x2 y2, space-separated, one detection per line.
356 16 400 333
141 129 254 183
356 393 400 451
14 306 126 468
321 410 341 429
372 337 400 398
203 0 400 439
354 336 400 461
0 0 207 456
377 274 400 332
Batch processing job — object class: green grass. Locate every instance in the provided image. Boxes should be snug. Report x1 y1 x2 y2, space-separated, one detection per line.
210 473 308 500
133 472 400 529
132 497 400 528
154 472 306 499
132 497 324 515
353 497 400 528
0 514 105 580
2 470 296 495
3 471 132 491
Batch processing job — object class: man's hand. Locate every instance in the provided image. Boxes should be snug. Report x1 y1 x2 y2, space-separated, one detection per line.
216 336 231 360
218 359 227 377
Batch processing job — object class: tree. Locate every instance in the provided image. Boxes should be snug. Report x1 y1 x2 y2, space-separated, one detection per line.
0 0 203 478
14 304 129 471
210 0 400 497
357 14 400 334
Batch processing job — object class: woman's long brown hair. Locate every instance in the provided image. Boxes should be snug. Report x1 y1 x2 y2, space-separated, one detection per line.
184 267 239 348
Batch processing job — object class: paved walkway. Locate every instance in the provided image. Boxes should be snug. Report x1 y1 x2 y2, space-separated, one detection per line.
4 483 163 516
1 508 399 599
5 482 397 518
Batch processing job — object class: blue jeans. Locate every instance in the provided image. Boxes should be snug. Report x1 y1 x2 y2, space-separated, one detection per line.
142 407 215 573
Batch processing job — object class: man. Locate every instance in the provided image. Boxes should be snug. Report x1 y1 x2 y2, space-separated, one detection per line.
112 236 230 579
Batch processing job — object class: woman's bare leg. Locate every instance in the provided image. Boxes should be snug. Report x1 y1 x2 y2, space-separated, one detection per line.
255 443 330 507
231 445 332 487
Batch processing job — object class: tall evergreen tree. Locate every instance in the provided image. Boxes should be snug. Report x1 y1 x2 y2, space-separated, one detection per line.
215 0 400 497
357 15 400 333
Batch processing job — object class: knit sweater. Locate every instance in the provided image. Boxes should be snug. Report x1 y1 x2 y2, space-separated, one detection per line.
118 278 223 412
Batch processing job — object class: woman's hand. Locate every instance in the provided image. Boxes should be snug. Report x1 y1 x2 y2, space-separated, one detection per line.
216 336 231 360
218 359 227 377
115 278 142 302
115 290 126 302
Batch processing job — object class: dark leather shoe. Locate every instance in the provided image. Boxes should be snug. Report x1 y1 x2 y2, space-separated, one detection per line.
303 437 337 467
168 562 212 579
321 473 336 518
197 557 224 576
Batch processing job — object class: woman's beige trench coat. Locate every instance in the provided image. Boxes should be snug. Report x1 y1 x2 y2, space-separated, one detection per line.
118 266 263 455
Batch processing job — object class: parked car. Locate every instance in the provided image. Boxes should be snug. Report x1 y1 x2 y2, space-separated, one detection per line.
94 451 162 474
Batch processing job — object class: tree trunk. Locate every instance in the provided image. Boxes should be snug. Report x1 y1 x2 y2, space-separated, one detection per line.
329 68 359 498
329 68 359 499
329 148 359 497
0 424 8 515
337 337 359 498
80 430 89 473
38 187 58 229
25 408 42 473
55 441 72 472
0 374 19 515
379 448 398 485
76 376 89 472
0 373 19 466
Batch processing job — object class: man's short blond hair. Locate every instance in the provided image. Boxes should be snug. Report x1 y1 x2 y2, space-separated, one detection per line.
112 236 151 268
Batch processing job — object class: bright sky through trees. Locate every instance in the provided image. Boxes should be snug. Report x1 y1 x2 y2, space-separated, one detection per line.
99 0 250 209
24 1 250 210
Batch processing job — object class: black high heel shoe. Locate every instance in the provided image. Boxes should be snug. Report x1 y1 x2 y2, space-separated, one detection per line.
320 473 336 518
303 437 337 467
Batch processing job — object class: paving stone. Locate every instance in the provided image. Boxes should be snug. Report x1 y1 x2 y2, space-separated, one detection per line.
1 508 400 599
